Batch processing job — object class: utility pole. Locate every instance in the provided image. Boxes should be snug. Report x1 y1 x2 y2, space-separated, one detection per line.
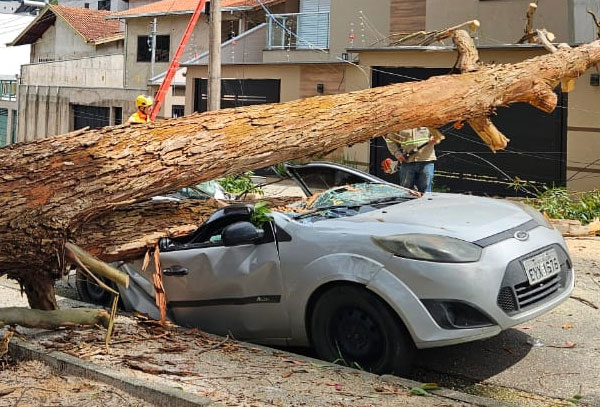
150 18 157 79
208 0 221 111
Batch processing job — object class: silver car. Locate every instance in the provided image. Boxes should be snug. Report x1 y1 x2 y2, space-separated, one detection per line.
98 163 575 374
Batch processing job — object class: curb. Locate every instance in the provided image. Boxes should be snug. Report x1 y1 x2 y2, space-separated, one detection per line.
8 338 214 407
381 375 513 407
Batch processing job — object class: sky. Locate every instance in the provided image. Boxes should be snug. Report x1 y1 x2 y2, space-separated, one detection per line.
0 12 34 77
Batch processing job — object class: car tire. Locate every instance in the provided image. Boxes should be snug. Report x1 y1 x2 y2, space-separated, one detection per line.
75 269 113 306
310 285 415 375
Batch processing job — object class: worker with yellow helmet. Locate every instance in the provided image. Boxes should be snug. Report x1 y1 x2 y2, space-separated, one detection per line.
128 95 154 123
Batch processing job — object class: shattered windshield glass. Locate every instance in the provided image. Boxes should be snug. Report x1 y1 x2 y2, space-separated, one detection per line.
306 183 416 209
281 183 418 223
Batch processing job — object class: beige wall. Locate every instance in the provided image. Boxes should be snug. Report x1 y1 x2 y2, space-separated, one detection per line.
426 0 571 45
263 0 391 63
329 0 390 54
124 15 211 90
21 54 125 88
566 71 600 191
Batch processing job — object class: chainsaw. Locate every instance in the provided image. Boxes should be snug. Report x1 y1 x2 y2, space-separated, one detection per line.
381 132 445 174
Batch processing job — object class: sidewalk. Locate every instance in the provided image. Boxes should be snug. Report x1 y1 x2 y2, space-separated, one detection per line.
0 278 504 407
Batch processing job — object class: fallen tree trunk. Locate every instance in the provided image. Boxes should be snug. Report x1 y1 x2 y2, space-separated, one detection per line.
3 33 600 309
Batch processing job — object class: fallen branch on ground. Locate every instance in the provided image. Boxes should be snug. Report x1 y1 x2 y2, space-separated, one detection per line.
0 307 110 329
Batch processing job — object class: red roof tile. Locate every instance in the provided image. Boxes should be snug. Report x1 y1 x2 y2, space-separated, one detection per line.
51 5 122 43
115 0 284 17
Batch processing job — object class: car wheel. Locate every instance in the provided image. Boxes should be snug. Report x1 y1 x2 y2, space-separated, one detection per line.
310 285 415 375
75 269 113 306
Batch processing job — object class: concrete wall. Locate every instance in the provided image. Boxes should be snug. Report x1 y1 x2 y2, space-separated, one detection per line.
16 84 139 141
21 54 125 88
425 0 573 45
124 15 211 90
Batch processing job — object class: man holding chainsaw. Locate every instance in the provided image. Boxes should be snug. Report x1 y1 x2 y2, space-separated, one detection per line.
382 127 444 193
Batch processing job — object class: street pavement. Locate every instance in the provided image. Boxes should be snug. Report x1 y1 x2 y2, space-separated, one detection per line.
410 237 600 406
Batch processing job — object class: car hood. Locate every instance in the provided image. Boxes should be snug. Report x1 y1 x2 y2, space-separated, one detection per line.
322 193 533 242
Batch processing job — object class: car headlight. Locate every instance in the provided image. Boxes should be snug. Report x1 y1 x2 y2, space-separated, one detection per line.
512 201 553 229
371 234 482 263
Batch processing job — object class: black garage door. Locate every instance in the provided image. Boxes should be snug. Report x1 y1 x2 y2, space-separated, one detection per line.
194 79 281 112
370 67 568 197
73 105 110 131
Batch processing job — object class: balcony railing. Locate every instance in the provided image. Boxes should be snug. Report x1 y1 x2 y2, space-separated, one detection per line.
267 12 330 50
0 80 17 101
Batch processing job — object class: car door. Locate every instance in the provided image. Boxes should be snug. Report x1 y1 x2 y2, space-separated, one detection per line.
159 221 289 341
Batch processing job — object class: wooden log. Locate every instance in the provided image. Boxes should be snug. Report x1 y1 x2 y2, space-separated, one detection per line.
3 33 600 308
64 243 129 288
0 307 110 329
518 1 539 44
587 10 600 39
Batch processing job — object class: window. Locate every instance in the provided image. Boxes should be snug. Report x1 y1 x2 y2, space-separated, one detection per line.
193 79 280 113
84 3 89 8
98 0 110 10
172 85 185 97
113 107 122 125
137 35 170 62
11 110 17 144
172 105 185 118
72 105 110 130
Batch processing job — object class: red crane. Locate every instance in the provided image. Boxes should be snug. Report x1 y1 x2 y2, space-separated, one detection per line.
150 0 208 121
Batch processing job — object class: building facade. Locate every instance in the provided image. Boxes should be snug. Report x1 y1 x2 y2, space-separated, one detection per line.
183 0 600 192
9 5 136 141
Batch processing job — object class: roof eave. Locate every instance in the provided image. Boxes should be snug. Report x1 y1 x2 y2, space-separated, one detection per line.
91 33 125 45
7 6 53 46
107 10 197 19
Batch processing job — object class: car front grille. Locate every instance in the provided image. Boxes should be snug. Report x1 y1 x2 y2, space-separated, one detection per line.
497 244 572 315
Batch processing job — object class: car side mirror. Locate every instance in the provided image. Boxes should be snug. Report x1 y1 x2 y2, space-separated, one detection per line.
222 221 264 247
158 237 173 251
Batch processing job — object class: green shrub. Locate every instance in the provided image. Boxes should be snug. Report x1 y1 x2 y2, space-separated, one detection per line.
217 171 263 197
526 187 600 225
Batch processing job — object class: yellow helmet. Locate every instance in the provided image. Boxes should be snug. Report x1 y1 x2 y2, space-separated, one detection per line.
135 94 154 108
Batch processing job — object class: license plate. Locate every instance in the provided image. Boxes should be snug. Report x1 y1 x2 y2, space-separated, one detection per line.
522 249 561 285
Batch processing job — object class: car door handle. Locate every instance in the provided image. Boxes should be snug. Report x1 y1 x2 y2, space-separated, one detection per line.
162 265 189 276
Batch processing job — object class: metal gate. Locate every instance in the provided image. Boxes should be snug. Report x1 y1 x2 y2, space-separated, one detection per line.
194 79 281 113
0 108 7 147
72 105 110 131
370 67 568 196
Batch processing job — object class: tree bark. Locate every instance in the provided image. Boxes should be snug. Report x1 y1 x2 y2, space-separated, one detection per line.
3 34 600 309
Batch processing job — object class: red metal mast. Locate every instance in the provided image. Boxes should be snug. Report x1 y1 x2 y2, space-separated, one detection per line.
150 0 207 121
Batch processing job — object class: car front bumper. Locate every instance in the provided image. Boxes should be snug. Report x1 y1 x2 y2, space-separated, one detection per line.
367 226 574 349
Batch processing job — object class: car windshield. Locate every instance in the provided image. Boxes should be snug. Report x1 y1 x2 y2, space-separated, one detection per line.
283 183 418 222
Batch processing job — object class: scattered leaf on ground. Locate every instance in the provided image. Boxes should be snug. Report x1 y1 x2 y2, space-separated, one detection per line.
547 341 576 348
